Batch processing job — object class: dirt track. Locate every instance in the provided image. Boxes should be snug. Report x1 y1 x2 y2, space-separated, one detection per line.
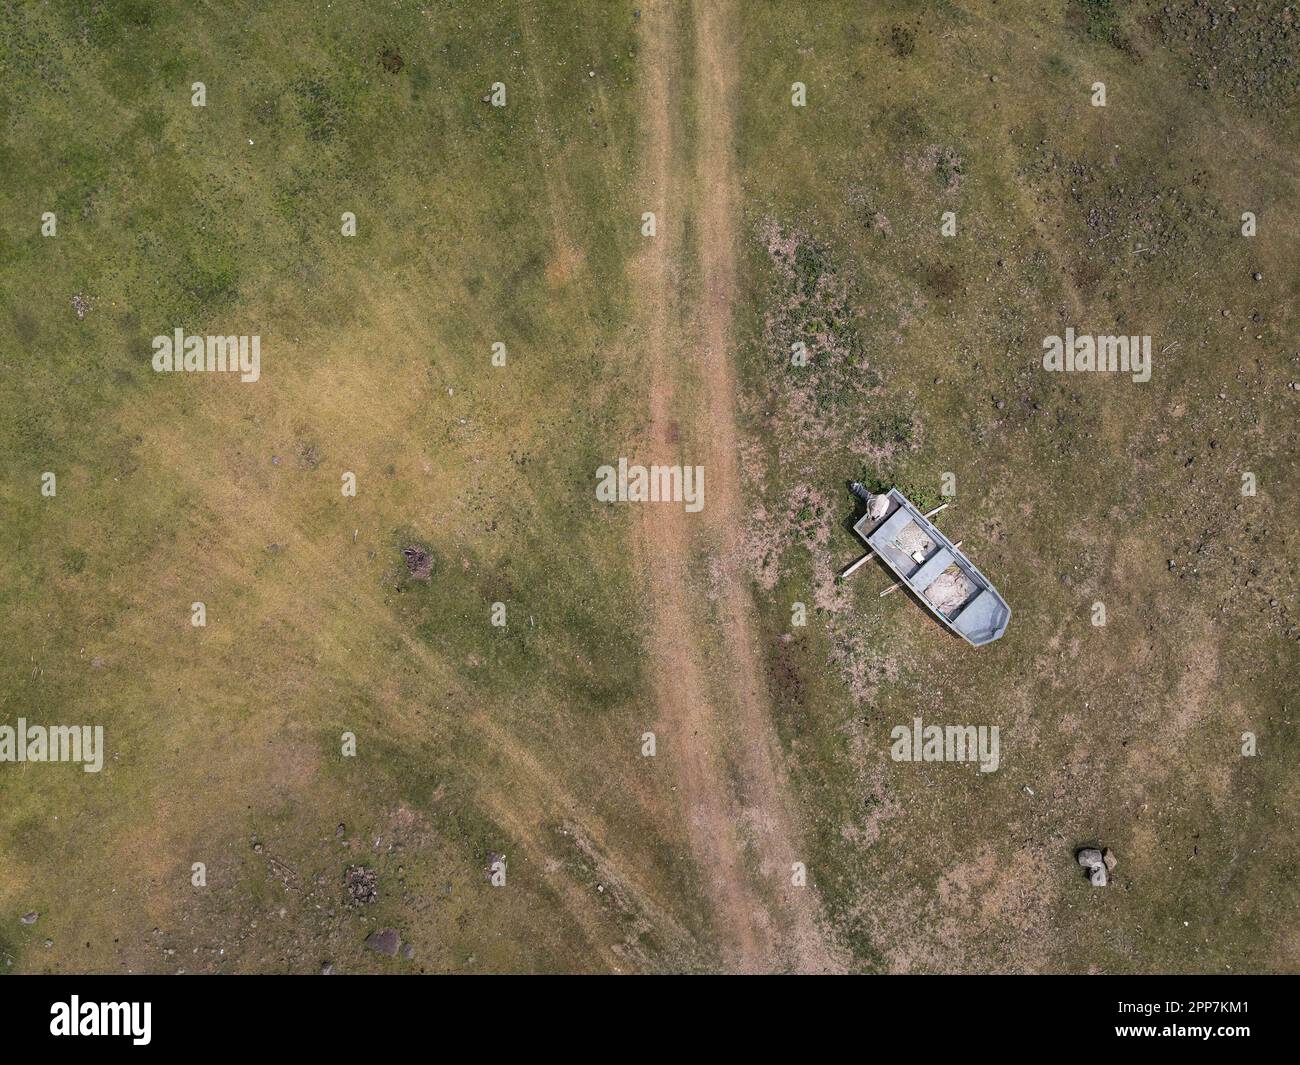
633 0 843 973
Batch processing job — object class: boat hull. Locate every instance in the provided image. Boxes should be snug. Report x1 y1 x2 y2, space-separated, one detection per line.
854 489 1010 646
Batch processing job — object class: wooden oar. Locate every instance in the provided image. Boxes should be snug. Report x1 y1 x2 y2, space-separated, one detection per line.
839 551 875 579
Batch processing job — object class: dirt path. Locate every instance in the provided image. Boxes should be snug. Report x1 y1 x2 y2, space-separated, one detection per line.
633 0 843 973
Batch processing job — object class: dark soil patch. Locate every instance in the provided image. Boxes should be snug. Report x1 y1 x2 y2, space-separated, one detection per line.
766 635 808 717
296 441 322 470
921 261 961 301
380 46 405 74
402 545 434 581
888 25 916 58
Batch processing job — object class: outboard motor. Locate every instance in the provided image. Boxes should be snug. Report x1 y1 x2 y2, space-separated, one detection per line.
848 481 873 504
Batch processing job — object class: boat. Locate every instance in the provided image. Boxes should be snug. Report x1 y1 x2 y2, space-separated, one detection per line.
848 484 1010 646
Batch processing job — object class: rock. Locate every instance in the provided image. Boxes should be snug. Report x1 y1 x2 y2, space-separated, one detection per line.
320 962 335 975
1089 865 1108 887
335 823 346 838
400 942 415 960
364 929 401 956
20 912 38 925
1103 849 1118 872
1252 271 1263 282
1077 848 1104 869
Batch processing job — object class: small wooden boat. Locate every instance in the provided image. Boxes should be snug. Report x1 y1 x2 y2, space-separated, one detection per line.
848 484 1010 646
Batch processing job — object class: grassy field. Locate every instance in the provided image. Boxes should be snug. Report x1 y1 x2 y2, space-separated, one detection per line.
1 0 1296 973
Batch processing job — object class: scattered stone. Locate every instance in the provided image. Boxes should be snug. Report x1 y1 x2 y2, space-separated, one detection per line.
400 942 415 960
364 928 401 956
320 961 335 975
1252 271 1263 282
71 293 93 320
1077 846 1111 887
344 865 379 905
20 912 38 925
335 823 346 838
1103 849 1118 872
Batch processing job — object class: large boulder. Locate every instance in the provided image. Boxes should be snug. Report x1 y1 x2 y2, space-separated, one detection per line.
364 929 401 956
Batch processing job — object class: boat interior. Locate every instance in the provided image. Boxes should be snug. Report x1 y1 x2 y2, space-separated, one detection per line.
853 490 1010 645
